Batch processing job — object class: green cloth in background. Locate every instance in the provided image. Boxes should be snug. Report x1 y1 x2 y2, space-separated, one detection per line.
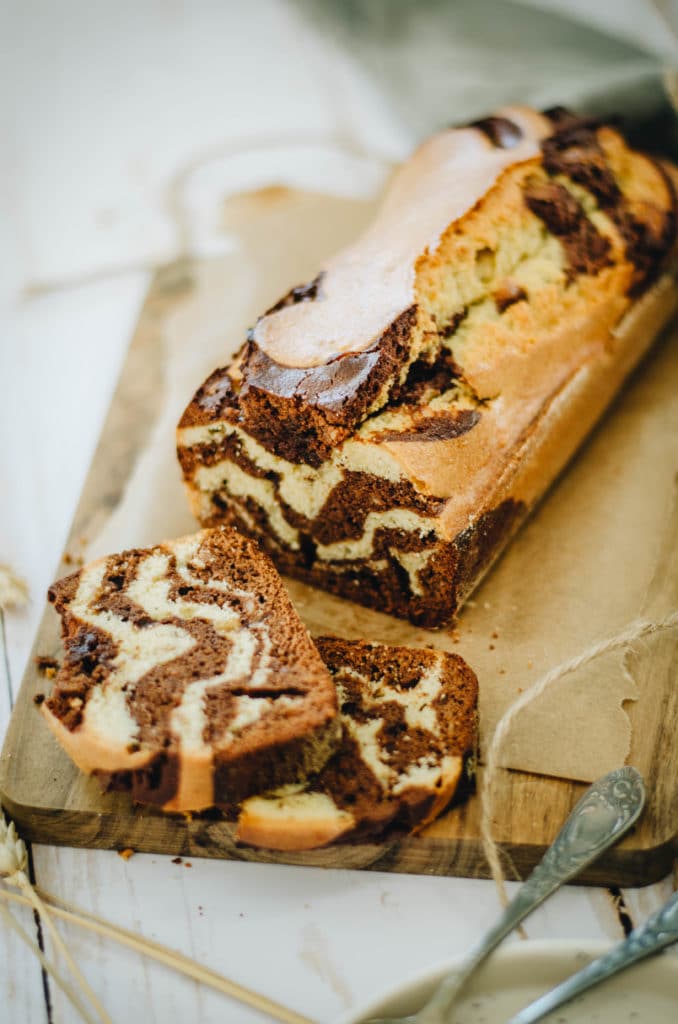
300 0 678 152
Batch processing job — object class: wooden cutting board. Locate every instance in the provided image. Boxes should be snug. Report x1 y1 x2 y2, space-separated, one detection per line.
2 189 677 887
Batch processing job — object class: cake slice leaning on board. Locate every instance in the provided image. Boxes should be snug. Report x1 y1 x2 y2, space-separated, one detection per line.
177 106 678 627
235 637 478 851
41 527 341 811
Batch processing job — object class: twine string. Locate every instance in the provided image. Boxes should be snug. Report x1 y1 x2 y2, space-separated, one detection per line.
480 611 678 908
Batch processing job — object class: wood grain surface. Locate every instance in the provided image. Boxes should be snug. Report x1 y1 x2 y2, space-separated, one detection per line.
1 254 677 888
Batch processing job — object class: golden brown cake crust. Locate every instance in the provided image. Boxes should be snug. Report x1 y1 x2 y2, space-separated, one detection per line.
180 107 676 460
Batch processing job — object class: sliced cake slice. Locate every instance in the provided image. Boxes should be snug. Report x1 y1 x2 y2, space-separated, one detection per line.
42 527 340 811
235 638 478 850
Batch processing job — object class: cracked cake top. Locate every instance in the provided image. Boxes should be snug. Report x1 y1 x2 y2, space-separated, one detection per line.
179 106 677 466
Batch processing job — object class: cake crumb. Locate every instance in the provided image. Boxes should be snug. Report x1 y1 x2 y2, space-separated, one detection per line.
499 668 506 675
184 862 193 868
63 552 84 567
172 856 183 865
488 644 495 651
118 848 135 860
33 693 45 706
491 631 499 639
35 655 59 676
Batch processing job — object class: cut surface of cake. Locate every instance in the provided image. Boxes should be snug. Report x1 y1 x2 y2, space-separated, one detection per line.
42 528 340 810
235 638 478 850
177 106 678 627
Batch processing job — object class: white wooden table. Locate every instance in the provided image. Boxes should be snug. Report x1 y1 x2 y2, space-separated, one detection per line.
2 4 675 1022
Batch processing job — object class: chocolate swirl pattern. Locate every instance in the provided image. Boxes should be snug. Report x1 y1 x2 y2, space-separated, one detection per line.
178 107 678 626
42 528 340 810
235 638 478 851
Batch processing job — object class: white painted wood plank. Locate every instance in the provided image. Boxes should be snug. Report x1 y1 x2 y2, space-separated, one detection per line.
0 272 149 696
0 275 147 1024
622 878 676 925
1 616 49 1023
31 844 617 1024
1 897 49 1024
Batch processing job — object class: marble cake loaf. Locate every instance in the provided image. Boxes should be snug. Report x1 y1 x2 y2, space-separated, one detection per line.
41 528 340 811
235 638 478 850
178 107 678 626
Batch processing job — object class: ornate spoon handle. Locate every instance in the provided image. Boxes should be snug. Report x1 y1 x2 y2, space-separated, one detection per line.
506 891 678 1024
413 766 645 1024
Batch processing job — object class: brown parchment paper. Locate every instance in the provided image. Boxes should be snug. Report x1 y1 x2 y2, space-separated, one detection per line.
87 186 678 784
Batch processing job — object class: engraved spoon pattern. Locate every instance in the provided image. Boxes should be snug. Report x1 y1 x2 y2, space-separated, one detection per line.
366 766 645 1024
506 890 678 1023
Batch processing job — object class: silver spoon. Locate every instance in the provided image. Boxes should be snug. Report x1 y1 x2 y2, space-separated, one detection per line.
506 889 678 1023
367 766 645 1024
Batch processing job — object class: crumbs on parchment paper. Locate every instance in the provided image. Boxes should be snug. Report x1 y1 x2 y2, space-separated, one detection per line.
63 553 85 567
35 655 60 678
